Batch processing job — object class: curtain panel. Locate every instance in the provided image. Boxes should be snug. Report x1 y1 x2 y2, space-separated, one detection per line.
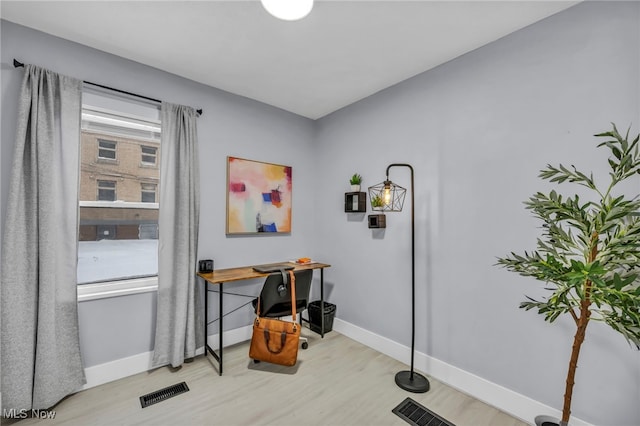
1 64 85 410
152 102 202 368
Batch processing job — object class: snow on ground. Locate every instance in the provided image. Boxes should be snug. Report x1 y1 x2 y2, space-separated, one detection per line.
78 239 158 284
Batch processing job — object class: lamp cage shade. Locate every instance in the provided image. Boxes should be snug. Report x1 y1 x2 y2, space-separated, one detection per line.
368 180 406 212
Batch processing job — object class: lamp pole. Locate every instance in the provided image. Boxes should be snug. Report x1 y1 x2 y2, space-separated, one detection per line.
386 163 429 393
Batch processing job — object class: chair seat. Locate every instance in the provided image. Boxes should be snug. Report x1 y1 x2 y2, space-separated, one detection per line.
252 298 308 318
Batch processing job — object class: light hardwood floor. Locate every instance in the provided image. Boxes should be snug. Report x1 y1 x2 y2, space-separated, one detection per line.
4 330 527 426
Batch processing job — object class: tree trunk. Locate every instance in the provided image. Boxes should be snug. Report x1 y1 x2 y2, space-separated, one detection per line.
561 234 597 425
561 304 590 424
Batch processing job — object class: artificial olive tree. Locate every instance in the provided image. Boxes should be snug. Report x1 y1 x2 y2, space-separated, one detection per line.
497 124 640 426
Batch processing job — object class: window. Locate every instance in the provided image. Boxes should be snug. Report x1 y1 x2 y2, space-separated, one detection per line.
78 92 161 295
139 223 159 239
97 180 116 201
96 224 116 240
98 139 117 160
141 183 157 203
141 145 157 165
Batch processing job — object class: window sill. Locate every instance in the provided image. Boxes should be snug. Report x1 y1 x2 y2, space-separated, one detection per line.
77 276 157 302
96 158 119 165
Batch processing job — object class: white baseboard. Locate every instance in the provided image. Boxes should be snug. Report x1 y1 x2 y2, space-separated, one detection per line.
332 318 592 426
206 324 253 350
82 351 154 390
81 325 253 390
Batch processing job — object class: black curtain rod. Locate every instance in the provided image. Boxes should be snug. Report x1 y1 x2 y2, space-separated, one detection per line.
13 59 203 116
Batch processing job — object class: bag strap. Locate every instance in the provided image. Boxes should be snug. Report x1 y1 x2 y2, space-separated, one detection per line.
256 295 261 318
289 270 297 323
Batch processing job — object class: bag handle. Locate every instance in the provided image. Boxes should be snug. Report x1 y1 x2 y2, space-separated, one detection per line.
263 330 287 354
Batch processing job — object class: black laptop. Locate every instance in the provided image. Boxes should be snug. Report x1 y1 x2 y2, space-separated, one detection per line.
252 263 295 273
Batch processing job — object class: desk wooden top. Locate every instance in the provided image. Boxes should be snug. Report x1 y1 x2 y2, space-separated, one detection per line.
197 262 331 284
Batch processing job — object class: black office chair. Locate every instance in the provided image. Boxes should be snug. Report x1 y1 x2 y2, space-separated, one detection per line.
252 269 313 350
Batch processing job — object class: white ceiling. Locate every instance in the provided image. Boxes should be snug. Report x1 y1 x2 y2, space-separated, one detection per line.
1 1 579 119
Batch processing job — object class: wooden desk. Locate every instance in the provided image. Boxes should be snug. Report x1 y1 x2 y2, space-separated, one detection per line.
197 262 331 375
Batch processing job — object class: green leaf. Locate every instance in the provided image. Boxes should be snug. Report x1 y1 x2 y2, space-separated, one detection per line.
501 123 640 348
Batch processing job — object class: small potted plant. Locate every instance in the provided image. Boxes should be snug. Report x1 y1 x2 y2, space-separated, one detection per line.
350 173 363 192
371 195 384 210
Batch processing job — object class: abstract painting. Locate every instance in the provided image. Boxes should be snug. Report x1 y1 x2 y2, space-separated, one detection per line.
226 157 292 234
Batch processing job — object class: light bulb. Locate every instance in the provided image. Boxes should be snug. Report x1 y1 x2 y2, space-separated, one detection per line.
384 186 391 205
261 0 314 21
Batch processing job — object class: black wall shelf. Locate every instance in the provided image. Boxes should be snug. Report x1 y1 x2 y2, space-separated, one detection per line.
368 214 386 228
345 192 366 213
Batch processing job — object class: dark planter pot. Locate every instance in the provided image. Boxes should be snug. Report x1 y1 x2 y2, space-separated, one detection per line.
534 415 568 426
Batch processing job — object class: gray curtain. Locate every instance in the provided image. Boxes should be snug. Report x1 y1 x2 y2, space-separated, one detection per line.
152 102 202 368
1 65 85 409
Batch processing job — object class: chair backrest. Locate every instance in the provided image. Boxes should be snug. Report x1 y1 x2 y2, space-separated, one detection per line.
257 269 313 318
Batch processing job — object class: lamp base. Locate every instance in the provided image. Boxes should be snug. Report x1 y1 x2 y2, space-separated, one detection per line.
395 370 430 393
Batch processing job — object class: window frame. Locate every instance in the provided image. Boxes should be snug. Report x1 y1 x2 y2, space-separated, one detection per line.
97 138 117 161
141 145 158 166
140 182 157 203
77 276 158 302
96 179 117 201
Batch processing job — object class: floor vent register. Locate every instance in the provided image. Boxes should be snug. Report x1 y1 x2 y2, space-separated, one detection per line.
139 382 190 408
392 397 456 426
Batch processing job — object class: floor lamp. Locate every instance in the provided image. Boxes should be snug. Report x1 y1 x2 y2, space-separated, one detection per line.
368 163 430 393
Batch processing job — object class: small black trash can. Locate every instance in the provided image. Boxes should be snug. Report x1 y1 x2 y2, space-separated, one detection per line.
308 300 336 334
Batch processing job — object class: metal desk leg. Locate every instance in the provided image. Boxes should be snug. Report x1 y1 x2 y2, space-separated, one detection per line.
204 279 209 356
218 282 223 375
320 268 325 338
203 279 223 375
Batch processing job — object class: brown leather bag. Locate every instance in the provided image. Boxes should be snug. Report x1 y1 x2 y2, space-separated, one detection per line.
249 270 300 366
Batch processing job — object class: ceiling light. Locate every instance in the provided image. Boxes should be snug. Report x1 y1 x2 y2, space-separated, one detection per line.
261 0 314 21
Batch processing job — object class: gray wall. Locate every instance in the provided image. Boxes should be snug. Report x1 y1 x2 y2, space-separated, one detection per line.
0 19 318 368
314 2 639 425
1 2 639 425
